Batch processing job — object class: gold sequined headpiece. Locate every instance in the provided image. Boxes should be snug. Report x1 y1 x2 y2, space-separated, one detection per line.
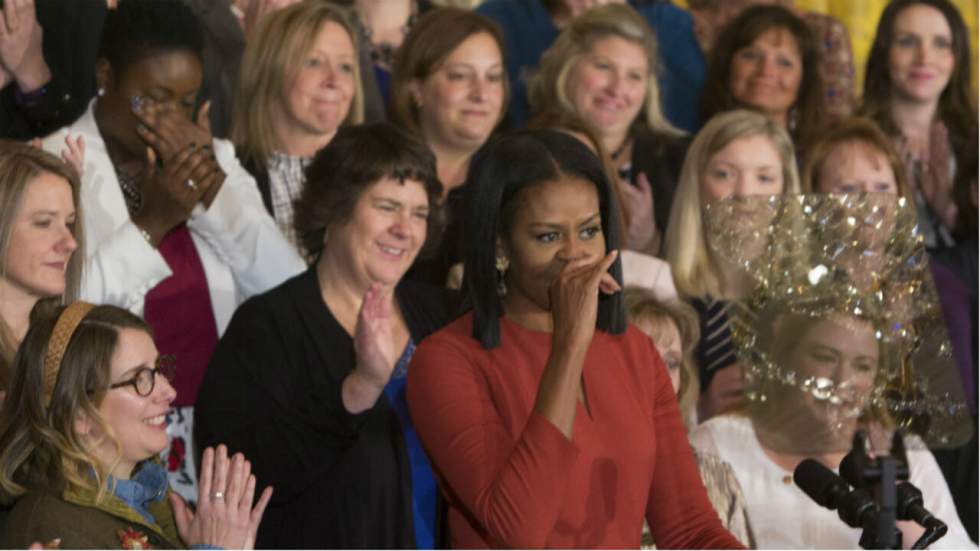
42 302 96 407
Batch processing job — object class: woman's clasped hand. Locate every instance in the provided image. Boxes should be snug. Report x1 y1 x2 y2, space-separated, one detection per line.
170 445 273 550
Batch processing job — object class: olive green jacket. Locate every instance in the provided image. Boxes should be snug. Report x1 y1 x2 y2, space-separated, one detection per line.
0 484 184 549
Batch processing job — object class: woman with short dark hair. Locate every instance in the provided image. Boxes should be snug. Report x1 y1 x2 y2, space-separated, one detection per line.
195 122 453 549
407 129 743 548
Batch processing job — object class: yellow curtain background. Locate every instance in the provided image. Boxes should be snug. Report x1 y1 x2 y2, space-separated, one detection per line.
673 0 979 93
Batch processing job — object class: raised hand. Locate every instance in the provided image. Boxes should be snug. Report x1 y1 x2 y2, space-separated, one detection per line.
131 144 223 244
617 172 659 255
60 134 85 179
342 283 399 414
132 96 213 163
549 249 620 350
353 283 397 388
171 445 273 550
0 0 50 91
697 362 745 422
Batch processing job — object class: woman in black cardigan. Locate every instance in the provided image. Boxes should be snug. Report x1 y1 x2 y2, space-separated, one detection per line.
195 123 453 549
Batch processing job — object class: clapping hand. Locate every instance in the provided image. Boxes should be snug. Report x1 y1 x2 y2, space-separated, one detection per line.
617 172 660 255
171 445 273 550
697 362 745 422
342 283 399 414
60 134 84 179
0 0 50 92
353 283 397 389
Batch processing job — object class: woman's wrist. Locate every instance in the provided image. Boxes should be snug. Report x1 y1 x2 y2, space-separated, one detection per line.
342 369 386 414
12 54 52 93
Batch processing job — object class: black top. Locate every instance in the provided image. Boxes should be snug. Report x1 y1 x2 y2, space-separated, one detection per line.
629 126 689 240
194 268 454 549
405 183 469 288
0 0 105 140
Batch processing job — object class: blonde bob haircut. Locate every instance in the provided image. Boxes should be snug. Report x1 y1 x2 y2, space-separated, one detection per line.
665 109 799 299
0 141 84 391
528 3 683 138
801 117 911 200
231 0 364 169
623 287 701 428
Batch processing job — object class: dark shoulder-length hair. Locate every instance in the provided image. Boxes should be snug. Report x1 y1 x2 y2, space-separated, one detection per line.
463 129 625 349
860 0 977 165
700 4 824 150
294 122 445 261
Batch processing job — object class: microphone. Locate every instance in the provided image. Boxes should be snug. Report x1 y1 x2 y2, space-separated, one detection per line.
794 458 851 510
794 459 879 530
897 482 948 535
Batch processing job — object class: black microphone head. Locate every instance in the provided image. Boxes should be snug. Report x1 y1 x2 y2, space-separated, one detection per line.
839 450 867 489
794 458 852 510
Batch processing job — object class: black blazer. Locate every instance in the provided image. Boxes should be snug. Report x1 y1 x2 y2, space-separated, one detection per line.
195 268 454 549
630 126 690 239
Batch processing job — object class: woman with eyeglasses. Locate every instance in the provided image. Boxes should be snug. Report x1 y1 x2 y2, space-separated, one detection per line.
0 303 272 549
39 0 304 504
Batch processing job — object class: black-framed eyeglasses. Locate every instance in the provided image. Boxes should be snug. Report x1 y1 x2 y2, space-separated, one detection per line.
108 355 176 397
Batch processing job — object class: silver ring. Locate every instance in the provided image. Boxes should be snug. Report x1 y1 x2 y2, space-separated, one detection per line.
212 491 224 500
185 178 197 191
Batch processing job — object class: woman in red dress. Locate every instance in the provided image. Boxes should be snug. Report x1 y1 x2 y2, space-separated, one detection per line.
407 129 744 549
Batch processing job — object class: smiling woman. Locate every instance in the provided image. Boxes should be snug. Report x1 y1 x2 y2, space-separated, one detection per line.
195 122 453 549
390 8 507 285
700 5 825 151
0 304 272 549
232 1 365 255
529 4 689 257
859 0 977 249
0 141 82 393
40 0 305 507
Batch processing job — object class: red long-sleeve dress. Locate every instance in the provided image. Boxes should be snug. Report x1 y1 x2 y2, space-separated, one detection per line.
407 312 745 549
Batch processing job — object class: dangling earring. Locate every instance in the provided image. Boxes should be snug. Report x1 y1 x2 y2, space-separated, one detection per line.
495 256 509 297
97 87 105 97
788 106 799 132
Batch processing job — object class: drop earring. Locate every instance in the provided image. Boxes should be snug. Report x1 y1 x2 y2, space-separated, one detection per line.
495 256 509 297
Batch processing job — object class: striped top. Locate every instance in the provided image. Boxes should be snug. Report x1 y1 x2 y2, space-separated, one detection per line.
690 298 740 389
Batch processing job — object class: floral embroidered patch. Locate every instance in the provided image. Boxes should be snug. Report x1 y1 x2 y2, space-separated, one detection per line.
118 527 152 549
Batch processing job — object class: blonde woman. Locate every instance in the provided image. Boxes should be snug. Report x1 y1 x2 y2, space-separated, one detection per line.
624 287 756 548
664 109 800 421
0 142 83 393
232 0 365 254
529 3 687 257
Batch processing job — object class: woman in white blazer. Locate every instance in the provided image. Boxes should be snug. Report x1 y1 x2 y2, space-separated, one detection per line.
41 0 304 505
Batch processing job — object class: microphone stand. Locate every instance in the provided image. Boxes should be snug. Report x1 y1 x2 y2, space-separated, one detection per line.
843 431 903 549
